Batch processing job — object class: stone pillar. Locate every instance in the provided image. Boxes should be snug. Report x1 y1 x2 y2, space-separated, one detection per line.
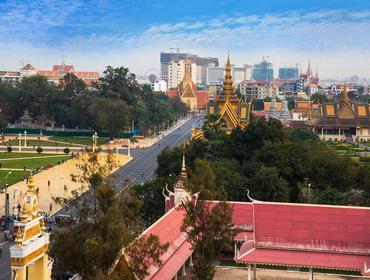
189 254 193 267
321 128 324 140
308 267 313 280
247 264 252 280
24 131 27 147
253 264 257 280
182 263 186 276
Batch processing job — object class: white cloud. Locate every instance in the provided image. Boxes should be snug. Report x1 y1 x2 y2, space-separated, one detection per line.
1 5 370 78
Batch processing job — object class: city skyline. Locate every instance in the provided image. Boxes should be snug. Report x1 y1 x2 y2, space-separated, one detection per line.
1 0 370 78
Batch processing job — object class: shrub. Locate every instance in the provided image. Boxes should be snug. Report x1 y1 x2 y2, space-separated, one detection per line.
359 156 370 162
335 143 351 150
7 146 12 153
352 147 365 152
37 146 43 153
63 148 70 154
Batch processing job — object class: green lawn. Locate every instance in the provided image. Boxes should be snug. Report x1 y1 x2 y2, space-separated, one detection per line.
6 139 78 147
0 152 61 159
0 170 28 186
49 136 110 146
0 155 71 170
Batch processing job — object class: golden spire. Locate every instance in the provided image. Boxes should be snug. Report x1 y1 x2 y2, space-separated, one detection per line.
341 83 349 102
183 63 191 82
221 54 235 96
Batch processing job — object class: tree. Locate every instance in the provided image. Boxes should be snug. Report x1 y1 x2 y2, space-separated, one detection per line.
132 178 168 227
64 147 70 154
36 146 43 153
311 93 329 104
248 166 289 202
88 97 129 137
287 128 319 142
7 145 12 153
49 151 168 279
229 118 286 163
189 159 216 200
181 199 238 280
203 114 226 134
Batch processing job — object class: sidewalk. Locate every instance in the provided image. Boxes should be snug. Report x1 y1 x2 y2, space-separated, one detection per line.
0 152 131 216
103 115 192 150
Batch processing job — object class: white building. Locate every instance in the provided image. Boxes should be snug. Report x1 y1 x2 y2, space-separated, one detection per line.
151 80 167 92
206 64 251 85
167 60 197 89
242 81 273 99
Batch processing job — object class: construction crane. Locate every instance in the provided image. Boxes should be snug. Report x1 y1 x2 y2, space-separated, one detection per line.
169 47 180 61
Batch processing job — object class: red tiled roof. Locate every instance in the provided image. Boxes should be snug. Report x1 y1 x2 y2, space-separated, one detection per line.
253 202 370 255
252 111 267 117
167 89 178 98
141 206 192 280
196 91 208 109
238 248 370 272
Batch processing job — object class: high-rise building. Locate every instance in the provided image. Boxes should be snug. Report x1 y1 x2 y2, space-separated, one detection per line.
167 59 197 89
160 52 218 85
252 59 273 81
279 66 299 80
206 64 251 85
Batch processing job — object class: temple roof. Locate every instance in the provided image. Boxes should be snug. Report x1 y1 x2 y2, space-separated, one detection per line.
21 64 36 70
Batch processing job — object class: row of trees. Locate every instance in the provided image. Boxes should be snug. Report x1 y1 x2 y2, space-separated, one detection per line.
136 117 370 228
0 67 188 136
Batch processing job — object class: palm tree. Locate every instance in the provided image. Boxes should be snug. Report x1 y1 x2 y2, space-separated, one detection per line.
204 114 226 133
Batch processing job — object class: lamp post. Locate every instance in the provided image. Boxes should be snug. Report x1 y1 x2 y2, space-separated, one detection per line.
18 133 22 152
128 139 131 157
3 171 12 216
308 183 311 204
24 130 27 147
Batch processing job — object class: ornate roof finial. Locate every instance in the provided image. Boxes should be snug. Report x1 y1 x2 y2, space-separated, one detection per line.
306 56 313 76
221 54 235 96
342 83 350 102
181 152 187 179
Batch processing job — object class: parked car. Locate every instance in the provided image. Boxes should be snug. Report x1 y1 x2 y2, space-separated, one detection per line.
54 214 75 226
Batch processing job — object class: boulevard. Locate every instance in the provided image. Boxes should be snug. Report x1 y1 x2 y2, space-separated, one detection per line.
0 115 202 280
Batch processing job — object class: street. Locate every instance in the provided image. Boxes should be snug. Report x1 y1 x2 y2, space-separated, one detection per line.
0 115 203 280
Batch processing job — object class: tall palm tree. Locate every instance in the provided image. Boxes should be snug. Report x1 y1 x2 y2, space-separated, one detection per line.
204 114 226 133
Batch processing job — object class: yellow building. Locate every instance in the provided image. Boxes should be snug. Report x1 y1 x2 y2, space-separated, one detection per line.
179 64 198 112
207 55 251 131
10 176 52 280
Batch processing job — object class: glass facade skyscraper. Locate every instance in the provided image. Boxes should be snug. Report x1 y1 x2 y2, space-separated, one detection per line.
252 59 273 81
279 67 299 80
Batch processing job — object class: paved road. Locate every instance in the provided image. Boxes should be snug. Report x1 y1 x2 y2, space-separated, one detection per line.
0 115 203 279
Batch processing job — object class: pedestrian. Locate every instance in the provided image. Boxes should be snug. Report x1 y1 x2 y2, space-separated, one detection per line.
64 184 68 192
49 202 53 212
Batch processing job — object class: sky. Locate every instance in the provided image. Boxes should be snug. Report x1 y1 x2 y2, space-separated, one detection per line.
1 0 370 79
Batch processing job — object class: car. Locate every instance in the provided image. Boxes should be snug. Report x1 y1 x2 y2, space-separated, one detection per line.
54 214 75 226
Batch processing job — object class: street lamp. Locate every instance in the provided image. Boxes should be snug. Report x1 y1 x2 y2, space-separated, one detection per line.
3 171 12 216
308 183 311 204
18 132 22 152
